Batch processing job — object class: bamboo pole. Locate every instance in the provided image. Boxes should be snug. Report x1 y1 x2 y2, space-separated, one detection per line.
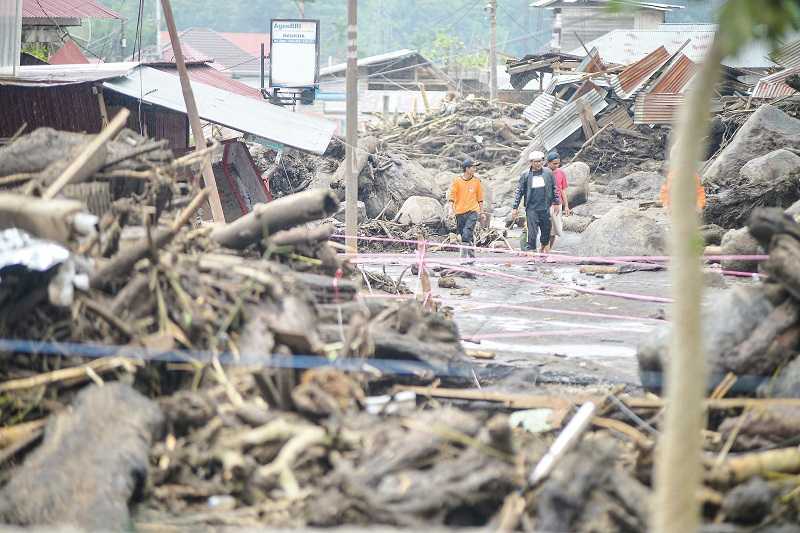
652 37 726 533
160 0 225 223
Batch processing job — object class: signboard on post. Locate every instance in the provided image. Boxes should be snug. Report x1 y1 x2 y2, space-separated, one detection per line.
269 19 320 89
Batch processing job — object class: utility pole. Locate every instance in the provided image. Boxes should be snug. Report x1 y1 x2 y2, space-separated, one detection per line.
160 0 225 222
345 0 358 252
488 0 497 101
155 0 162 56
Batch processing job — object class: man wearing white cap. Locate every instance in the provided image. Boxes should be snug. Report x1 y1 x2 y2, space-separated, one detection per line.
511 150 561 253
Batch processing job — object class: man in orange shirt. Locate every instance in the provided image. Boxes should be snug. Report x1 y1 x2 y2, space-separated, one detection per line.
447 159 486 259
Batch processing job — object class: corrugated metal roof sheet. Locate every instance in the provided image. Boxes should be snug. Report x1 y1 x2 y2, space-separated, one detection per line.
153 64 263 100
321 49 418 77
577 47 604 73
649 53 696 93
533 88 608 151
0 62 138 85
598 105 633 129
523 93 566 126
752 65 800 99
773 39 800 68
103 66 335 154
22 0 120 19
634 93 684 124
612 46 670 99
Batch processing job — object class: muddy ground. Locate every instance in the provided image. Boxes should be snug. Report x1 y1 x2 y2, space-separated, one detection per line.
363 229 754 391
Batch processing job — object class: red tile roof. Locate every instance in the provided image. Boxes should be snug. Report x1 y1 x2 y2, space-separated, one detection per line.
153 63 264 100
49 39 90 65
23 0 120 20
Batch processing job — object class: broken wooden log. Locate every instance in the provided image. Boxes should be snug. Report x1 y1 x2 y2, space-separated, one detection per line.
0 383 163 530
269 222 334 247
210 189 339 250
0 194 87 244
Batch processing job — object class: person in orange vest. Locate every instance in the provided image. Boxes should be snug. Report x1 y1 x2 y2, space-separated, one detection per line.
659 171 706 212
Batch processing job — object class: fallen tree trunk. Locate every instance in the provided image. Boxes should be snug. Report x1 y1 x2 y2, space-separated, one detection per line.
210 189 339 250
0 383 163 530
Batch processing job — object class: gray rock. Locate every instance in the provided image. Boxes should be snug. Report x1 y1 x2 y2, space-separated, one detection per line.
700 223 726 245
722 477 775 525
605 171 665 200
759 356 800 398
706 148 800 228
333 200 366 223
562 161 590 207
363 156 439 219
704 105 800 189
563 214 594 233
394 196 444 226
720 227 764 273
578 206 666 257
637 286 775 392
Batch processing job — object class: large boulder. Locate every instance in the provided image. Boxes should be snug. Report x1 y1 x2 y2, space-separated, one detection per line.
605 171 664 200
578 206 666 256
434 170 459 198
562 161 590 207
704 105 800 188
637 286 777 392
394 196 444 226
362 156 439 219
720 227 765 273
705 148 800 228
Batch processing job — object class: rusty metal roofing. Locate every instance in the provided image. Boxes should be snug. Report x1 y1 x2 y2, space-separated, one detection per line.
153 64 263 100
634 93 684 125
22 0 120 20
577 47 604 73
598 105 633 130
533 88 608 151
773 39 800 68
523 93 567 127
649 53 697 94
611 45 671 99
752 65 800 99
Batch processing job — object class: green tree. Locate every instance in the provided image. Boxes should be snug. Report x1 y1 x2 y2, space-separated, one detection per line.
652 2 800 532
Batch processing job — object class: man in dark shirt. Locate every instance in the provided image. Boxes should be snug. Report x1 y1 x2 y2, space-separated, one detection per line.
511 150 561 253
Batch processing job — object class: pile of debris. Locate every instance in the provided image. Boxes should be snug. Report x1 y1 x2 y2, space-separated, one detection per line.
366 95 531 170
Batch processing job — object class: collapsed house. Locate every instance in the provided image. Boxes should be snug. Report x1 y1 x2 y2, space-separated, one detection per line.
505 23 800 169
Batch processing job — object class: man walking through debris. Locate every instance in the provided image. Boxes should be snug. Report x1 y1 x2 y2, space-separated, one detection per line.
547 151 571 250
511 150 560 253
447 158 485 259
